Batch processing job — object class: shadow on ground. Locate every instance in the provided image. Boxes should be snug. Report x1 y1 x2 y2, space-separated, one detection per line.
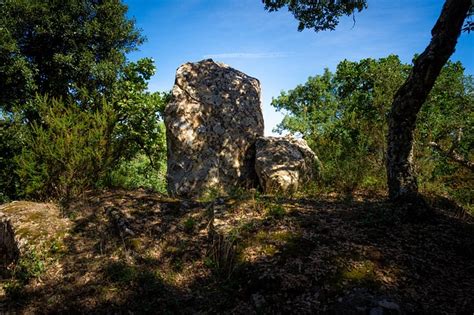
2 190 473 314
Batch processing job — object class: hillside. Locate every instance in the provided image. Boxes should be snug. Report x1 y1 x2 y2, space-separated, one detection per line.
1 190 473 314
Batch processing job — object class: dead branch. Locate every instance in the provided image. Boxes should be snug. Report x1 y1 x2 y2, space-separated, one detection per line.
428 141 474 171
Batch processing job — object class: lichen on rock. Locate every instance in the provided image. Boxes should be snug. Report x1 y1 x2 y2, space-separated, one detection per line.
255 136 320 194
0 201 71 267
165 59 264 198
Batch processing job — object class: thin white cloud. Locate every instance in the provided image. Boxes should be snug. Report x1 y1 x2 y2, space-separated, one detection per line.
203 52 290 59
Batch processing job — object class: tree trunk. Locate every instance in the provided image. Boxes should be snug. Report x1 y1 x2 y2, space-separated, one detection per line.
386 0 471 202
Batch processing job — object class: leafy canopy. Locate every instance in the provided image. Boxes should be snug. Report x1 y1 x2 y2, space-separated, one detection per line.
263 0 367 31
0 0 143 112
272 56 473 204
0 0 168 200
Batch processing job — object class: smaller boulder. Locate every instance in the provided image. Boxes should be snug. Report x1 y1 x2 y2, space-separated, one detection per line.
255 136 320 194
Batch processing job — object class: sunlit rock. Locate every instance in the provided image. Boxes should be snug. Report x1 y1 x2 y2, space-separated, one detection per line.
165 59 264 198
255 136 320 194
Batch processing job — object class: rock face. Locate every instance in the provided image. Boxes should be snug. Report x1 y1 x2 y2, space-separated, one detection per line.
332 289 402 314
0 201 71 267
255 136 320 194
165 59 264 197
0 212 18 266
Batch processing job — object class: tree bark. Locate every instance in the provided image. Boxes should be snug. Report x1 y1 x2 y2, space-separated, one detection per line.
386 0 471 202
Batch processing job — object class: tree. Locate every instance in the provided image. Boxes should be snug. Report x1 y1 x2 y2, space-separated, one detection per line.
272 56 408 193
385 0 471 202
272 57 473 207
15 96 117 200
263 0 472 204
415 62 473 208
111 58 168 167
263 0 367 32
0 0 167 200
0 0 143 114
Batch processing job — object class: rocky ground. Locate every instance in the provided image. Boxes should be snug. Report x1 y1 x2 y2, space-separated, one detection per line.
1 189 473 314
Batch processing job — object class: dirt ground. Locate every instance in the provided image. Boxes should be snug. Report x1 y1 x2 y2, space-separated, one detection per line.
1 189 473 314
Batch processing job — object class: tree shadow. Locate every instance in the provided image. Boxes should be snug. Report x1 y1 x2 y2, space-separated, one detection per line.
2 191 473 314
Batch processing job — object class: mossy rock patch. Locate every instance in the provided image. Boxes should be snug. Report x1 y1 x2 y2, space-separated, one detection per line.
0 201 71 267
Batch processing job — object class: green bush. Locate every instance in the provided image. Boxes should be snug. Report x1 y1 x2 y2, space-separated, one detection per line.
14 250 45 283
0 117 22 202
266 203 286 219
272 56 404 194
105 153 167 193
272 56 473 209
9 90 167 200
15 96 116 200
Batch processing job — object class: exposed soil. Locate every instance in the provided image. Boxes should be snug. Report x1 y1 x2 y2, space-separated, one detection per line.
1 189 473 314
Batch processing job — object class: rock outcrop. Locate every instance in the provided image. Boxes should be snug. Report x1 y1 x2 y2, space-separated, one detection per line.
255 136 320 194
165 59 264 198
0 201 71 267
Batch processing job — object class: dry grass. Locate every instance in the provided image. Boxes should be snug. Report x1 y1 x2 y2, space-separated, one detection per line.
0 189 473 314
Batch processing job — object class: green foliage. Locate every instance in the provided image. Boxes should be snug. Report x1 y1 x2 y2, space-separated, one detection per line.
15 96 116 200
101 59 168 194
0 117 22 202
105 154 167 193
0 0 143 112
111 59 168 165
0 1 168 200
266 203 286 219
13 250 45 283
416 63 474 208
273 55 407 193
0 0 159 201
273 56 473 207
263 0 367 32
4 83 167 200
183 217 197 233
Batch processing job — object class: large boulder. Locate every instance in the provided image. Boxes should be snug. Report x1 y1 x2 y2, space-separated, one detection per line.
165 59 264 198
255 136 320 194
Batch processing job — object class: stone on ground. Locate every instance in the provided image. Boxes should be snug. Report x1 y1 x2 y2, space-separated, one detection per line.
255 136 320 194
165 59 264 198
0 201 71 266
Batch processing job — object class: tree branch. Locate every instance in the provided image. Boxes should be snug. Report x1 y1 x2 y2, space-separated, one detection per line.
428 141 474 171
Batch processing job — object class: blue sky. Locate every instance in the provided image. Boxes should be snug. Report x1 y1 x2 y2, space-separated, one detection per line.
124 0 473 135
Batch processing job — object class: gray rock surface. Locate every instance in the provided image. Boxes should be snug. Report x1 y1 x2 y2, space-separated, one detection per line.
165 59 264 197
255 136 320 194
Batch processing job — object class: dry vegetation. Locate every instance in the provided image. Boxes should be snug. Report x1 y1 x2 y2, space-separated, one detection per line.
1 189 473 314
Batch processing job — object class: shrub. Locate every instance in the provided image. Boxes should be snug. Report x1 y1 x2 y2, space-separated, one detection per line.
272 56 472 209
266 203 286 219
14 250 45 283
15 96 116 200
0 117 22 202
104 153 167 193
